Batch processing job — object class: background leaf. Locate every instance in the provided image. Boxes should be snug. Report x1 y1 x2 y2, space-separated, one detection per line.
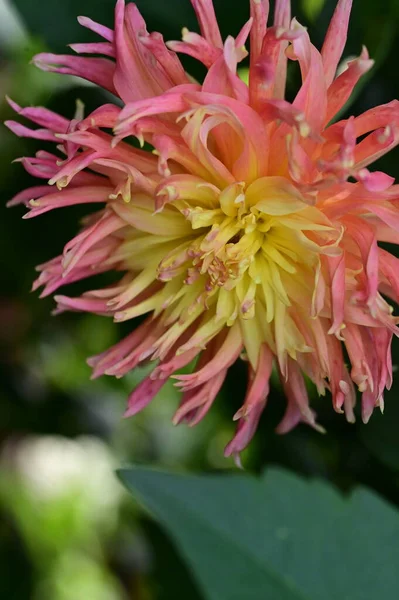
120 467 399 600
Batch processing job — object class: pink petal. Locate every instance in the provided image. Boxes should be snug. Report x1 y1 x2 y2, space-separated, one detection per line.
372 328 393 398
33 53 117 95
277 358 325 433
141 31 188 86
273 0 290 27
190 0 223 48
234 344 273 420
173 369 226 426
291 29 327 132
77 15 114 42
102 320 167 377
152 347 199 381
224 399 265 459
62 211 125 275
203 36 249 102
249 0 269 64
174 324 242 390
325 100 399 141
69 42 115 57
115 86 199 138
272 0 291 98
249 25 304 109
325 47 374 124
378 248 399 303
235 17 253 55
5 121 60 142
354 126 399 171
342 215 379 308
113 0 174 103
6 97 69 132
167 30 221 68
124 375 168 418
356 169 395 192
7 185 52 207
54 294 111 314
88 317 154 375
321 0 353 87
79 104 121 130
23 185 112 218
225 344 273 458
326 253 346 336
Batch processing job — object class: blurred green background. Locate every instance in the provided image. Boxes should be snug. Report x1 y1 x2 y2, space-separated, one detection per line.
1 0 399 598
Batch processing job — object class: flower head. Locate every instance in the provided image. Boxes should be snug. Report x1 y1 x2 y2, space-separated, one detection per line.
6 0 399 459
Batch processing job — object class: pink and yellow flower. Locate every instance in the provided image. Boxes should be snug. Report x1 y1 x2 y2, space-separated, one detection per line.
6 0 399 458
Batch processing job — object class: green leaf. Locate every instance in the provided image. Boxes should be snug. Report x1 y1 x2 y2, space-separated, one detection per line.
119 467 399 600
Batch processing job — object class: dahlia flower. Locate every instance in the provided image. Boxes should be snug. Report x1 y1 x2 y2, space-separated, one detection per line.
6 0 399 458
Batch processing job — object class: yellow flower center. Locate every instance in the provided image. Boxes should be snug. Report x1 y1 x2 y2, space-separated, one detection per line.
114 176 341 367
154 177 337 308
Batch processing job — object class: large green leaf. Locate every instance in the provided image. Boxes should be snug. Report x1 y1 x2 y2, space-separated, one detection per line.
119 467 399 600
